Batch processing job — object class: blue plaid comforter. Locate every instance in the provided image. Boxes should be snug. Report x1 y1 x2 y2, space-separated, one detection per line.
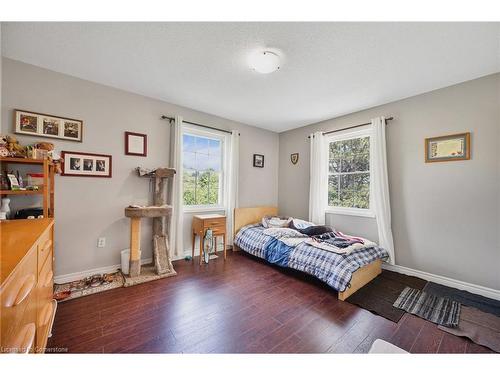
234 224 389 292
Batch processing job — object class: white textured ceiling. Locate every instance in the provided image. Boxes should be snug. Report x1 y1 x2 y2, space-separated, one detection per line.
2 22 500 132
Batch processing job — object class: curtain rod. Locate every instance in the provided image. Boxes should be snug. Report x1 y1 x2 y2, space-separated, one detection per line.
161 115 240 136
307 116 394 138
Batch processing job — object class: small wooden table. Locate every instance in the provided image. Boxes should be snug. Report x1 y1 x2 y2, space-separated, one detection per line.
192 214 227 265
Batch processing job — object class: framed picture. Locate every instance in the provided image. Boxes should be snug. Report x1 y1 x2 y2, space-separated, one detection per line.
125 131 147 157
61 151 112 177
253 154 264 168
15 109 83 142
291 153 299 165
425 132 470 163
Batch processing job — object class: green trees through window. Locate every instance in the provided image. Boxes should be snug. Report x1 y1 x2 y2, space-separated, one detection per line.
328 136 370 209
182 133 222 206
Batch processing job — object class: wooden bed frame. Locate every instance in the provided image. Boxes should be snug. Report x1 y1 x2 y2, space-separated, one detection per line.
233 206 382 301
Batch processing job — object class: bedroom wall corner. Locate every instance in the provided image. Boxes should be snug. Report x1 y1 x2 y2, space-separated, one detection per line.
2 57 280 277
278 73 500 290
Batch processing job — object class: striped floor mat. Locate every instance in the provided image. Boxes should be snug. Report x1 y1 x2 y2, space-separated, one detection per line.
393 287 461 327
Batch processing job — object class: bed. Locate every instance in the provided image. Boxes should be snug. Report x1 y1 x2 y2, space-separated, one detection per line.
233 206 388 301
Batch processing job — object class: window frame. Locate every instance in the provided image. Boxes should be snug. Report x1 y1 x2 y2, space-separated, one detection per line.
325 126 375 218
181 125 228 213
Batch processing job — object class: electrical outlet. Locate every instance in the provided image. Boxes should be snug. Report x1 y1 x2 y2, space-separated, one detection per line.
97 237 106 248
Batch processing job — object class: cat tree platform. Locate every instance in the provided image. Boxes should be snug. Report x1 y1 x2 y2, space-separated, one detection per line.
124 206 171 218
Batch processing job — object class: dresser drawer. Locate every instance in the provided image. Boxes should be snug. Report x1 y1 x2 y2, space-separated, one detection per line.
38 255 53 303
1 247 38 347
1 295 37 354
203 217 226 228
39 248 53 283
36 299 55 352
211 227 227 236
35 245 54 353
204 223 226 233
202 217 226 228
37 230 53 273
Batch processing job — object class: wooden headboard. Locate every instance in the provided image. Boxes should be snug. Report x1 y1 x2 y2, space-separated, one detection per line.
234 206 278 237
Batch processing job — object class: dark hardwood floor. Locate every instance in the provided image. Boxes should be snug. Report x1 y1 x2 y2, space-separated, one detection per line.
47 252 494 354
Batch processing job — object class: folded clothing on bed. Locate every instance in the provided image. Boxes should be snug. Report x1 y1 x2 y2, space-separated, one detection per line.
263 225 376 255
262 227 310 246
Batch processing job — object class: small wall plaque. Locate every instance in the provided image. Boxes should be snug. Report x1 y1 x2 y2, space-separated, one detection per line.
253 154 264 168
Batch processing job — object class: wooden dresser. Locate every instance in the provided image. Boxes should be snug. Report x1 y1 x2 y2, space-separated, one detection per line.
1 219 56 354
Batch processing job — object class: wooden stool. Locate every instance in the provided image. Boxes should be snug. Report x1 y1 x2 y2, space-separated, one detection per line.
192 214 226 265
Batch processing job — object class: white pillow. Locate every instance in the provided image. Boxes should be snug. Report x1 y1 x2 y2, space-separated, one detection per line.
262 216 291 228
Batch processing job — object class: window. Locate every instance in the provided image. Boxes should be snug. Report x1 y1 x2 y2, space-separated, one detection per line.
327 129 373 216
182 128 225 210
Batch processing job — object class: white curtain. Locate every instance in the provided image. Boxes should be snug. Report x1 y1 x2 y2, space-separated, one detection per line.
168 115 184 258
226 130 239 246
371 116 395 264
309 131 328 225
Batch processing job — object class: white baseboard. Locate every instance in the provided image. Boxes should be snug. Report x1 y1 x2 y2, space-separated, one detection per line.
382 263 500 301
54 258 152 284
54 246 229 283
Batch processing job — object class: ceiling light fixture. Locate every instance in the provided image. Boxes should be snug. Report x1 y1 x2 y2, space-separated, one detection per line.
249 50 281 74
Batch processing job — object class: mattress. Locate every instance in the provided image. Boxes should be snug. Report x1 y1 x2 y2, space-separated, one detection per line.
234 224 388 292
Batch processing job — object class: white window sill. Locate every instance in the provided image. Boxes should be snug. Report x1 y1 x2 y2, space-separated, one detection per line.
325 207 376 218
183 206 226 214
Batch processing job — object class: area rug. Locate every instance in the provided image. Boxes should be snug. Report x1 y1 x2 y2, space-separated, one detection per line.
393 287 461 327
346 270 428 323
123 264 177 287
423 282 500 317
54 272 124 302
438 306 500 353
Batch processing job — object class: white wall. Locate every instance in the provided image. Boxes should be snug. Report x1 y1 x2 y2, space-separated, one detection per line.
3 57 499 291
278 74 500 290
0 24 2 134
2 58 279 277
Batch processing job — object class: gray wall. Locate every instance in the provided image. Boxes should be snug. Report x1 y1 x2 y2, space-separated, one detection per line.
279 74 500 290
1 58 279 277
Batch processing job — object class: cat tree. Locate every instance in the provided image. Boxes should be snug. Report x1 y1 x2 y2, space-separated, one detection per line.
123 167 177 286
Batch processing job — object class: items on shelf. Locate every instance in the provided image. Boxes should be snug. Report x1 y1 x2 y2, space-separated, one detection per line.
14 207 44 219
3 169 43 191
6 173 21 190
0 198 11 220
27 173 44 188
0 157 55 219
1 134 64 174
0 136 8 157
2 135 27 158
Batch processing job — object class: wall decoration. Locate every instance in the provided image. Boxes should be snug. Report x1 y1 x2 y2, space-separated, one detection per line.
61 151 112 177
15 109 83 142
125 131 147 157
291 153 299 165
253 154 264 168
425 132 470 163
